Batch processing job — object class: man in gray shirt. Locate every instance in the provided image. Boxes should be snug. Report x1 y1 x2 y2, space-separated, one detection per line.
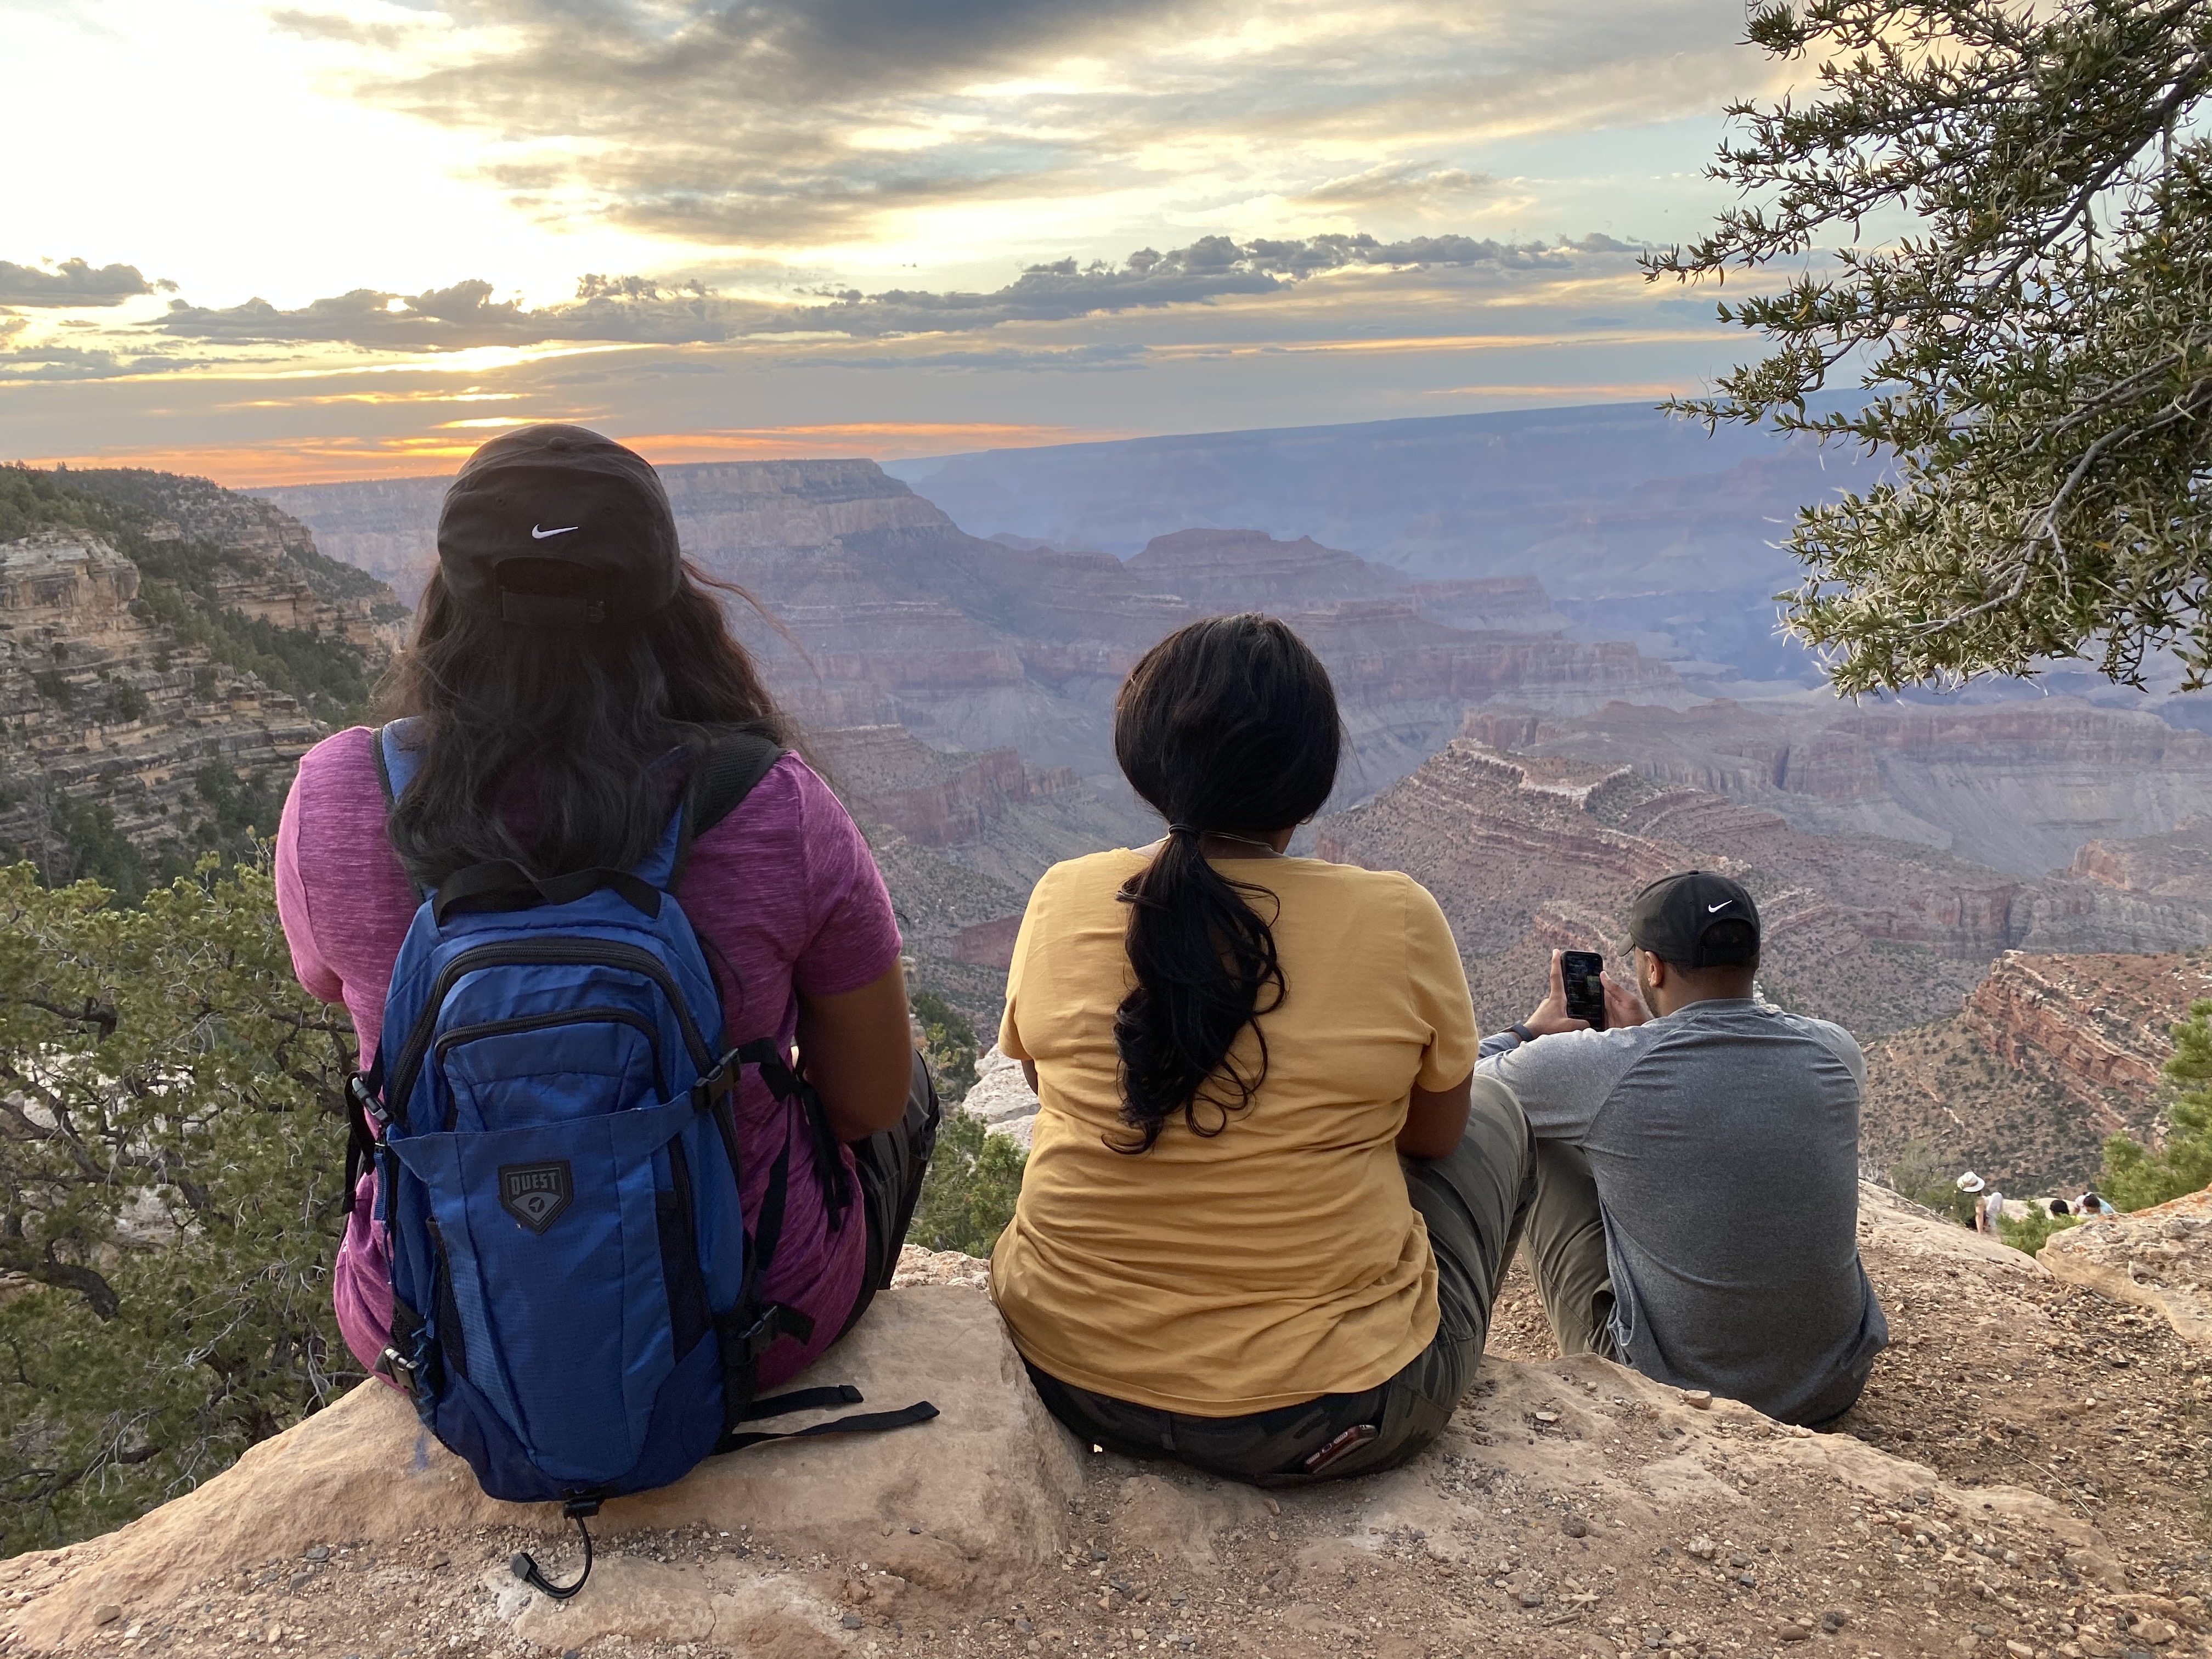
1475 871 1887 1426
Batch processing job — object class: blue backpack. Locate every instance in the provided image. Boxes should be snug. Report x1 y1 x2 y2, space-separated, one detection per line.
345 721 933 1598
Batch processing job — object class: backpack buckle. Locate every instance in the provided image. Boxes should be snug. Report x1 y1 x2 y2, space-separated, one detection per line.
377 1345 421 1401
733 1302 815 1365
347 1071 390 1130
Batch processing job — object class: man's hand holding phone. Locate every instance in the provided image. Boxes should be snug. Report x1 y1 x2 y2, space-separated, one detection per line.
1515 947 1650 1041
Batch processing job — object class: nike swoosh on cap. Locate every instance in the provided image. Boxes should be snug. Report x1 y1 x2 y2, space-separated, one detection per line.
530 523 580 539
1707 899 1735 912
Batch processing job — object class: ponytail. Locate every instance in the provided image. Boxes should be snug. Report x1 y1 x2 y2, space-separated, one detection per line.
1110 616 1342 1153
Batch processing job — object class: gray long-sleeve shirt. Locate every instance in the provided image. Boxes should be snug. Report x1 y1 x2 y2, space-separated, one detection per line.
1475 997 1887 1424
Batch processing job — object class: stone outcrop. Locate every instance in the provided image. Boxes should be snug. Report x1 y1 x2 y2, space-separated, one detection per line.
3 1215 2176 1659
1481 698 2212 877
959 1046 1041 1147
2040 1188 2212 1347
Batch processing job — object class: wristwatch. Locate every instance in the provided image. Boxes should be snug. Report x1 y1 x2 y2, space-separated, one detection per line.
1509 1022 1536 1044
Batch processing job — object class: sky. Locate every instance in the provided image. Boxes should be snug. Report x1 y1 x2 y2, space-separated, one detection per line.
1 0 1793 486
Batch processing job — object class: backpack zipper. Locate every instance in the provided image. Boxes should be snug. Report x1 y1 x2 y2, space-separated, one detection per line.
433 1006 667 1130
386 939 713 1131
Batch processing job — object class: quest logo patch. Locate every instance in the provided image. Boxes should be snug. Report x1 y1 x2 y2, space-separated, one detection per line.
499 1161 574 1234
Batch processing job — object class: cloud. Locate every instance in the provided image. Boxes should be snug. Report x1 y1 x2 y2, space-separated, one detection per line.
1293 161 1493 212
0 258 168 308
278 0 1761 247
0 344 179 382
149 229 1612 353
809 342 1149 371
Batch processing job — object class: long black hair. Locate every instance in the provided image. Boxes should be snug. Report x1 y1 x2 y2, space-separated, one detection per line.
374 562 790 890
1111 614 1343 1152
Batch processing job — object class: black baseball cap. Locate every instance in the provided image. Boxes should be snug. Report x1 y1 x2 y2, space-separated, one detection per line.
436 424 682 627
1627 870 1761 967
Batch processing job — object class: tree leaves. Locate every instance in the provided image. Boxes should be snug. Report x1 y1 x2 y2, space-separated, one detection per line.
1650 0 2212 691
0 859 362 1557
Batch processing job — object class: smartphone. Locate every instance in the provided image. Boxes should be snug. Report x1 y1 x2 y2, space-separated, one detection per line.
1561 950 1607 1030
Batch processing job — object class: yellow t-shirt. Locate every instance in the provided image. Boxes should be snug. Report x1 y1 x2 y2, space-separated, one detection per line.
989 848 1480 1416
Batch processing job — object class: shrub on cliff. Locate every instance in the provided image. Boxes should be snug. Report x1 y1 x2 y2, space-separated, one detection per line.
0 860 360 1558
907 985 1024 1257
912 1110 1026 1259
1997 1206 2080 1255
2101 998 2212 1211
1655 0 2212 691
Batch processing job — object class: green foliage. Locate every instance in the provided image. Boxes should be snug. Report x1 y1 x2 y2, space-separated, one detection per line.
911 987 980 1102
0 860 359 1556
1997 1205 2081 1255
1651 0 2212 691
102 680 149 724
905 985 1019 1256
2100 998 2212 1210
912 1108 1026 1259
1888 1138 1979 1223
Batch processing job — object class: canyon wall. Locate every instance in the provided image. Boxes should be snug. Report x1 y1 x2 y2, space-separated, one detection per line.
1474 697 2212 876
0 472 404 889
0 531 324 868
1316 738 2212 1040
1861 950 2212 1190
263 460 1688 807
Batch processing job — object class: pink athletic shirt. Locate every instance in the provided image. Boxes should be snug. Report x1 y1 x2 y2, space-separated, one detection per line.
274 726 901 1389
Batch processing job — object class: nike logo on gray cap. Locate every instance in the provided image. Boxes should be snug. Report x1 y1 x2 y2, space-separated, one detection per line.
531 523 579 539
1707 899 1735 912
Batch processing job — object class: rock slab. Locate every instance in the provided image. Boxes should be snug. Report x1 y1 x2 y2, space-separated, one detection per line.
0 1283 1082 1651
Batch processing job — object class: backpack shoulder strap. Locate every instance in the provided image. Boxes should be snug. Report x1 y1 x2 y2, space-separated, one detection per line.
372 720 428 906
373 719 426 808
670 731 786 887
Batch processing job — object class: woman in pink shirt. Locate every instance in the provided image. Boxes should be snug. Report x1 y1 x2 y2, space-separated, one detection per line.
276 424 934 1398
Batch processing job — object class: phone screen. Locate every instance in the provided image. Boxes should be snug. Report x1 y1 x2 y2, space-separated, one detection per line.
1561 951 1607 1030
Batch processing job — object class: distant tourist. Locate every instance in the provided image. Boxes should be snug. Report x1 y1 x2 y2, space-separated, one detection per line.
277 424 937 1401
2050 1197 2073 1217
2078 1189 2118 1218
1474 873 1888 1427
991 614 1533 1484
1979 1185 2007 1235
1957 1171 1988 1229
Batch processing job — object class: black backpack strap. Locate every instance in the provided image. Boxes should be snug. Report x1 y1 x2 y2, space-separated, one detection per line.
716 1399 939 1455
672 731 785 888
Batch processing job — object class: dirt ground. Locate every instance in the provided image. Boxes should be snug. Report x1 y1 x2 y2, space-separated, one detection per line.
7 1212 2206 1659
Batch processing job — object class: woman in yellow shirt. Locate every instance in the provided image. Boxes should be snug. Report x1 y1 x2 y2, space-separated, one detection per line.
991 613 1534 1485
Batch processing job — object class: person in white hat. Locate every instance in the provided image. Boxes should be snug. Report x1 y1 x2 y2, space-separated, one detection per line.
1956 1172 2004 1234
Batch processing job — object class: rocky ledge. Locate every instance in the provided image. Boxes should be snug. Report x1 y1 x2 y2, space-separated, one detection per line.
3 1198 2203 1659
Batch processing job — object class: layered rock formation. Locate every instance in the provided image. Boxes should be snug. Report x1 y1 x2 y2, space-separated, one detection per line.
1 532 319 878
0 470 406 889
1475 698 2212 876
264 461 1688 807
1315 740 2212 1040
5 1210 2193 1659
2072 820 2212 902
1861 952 2212 1188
